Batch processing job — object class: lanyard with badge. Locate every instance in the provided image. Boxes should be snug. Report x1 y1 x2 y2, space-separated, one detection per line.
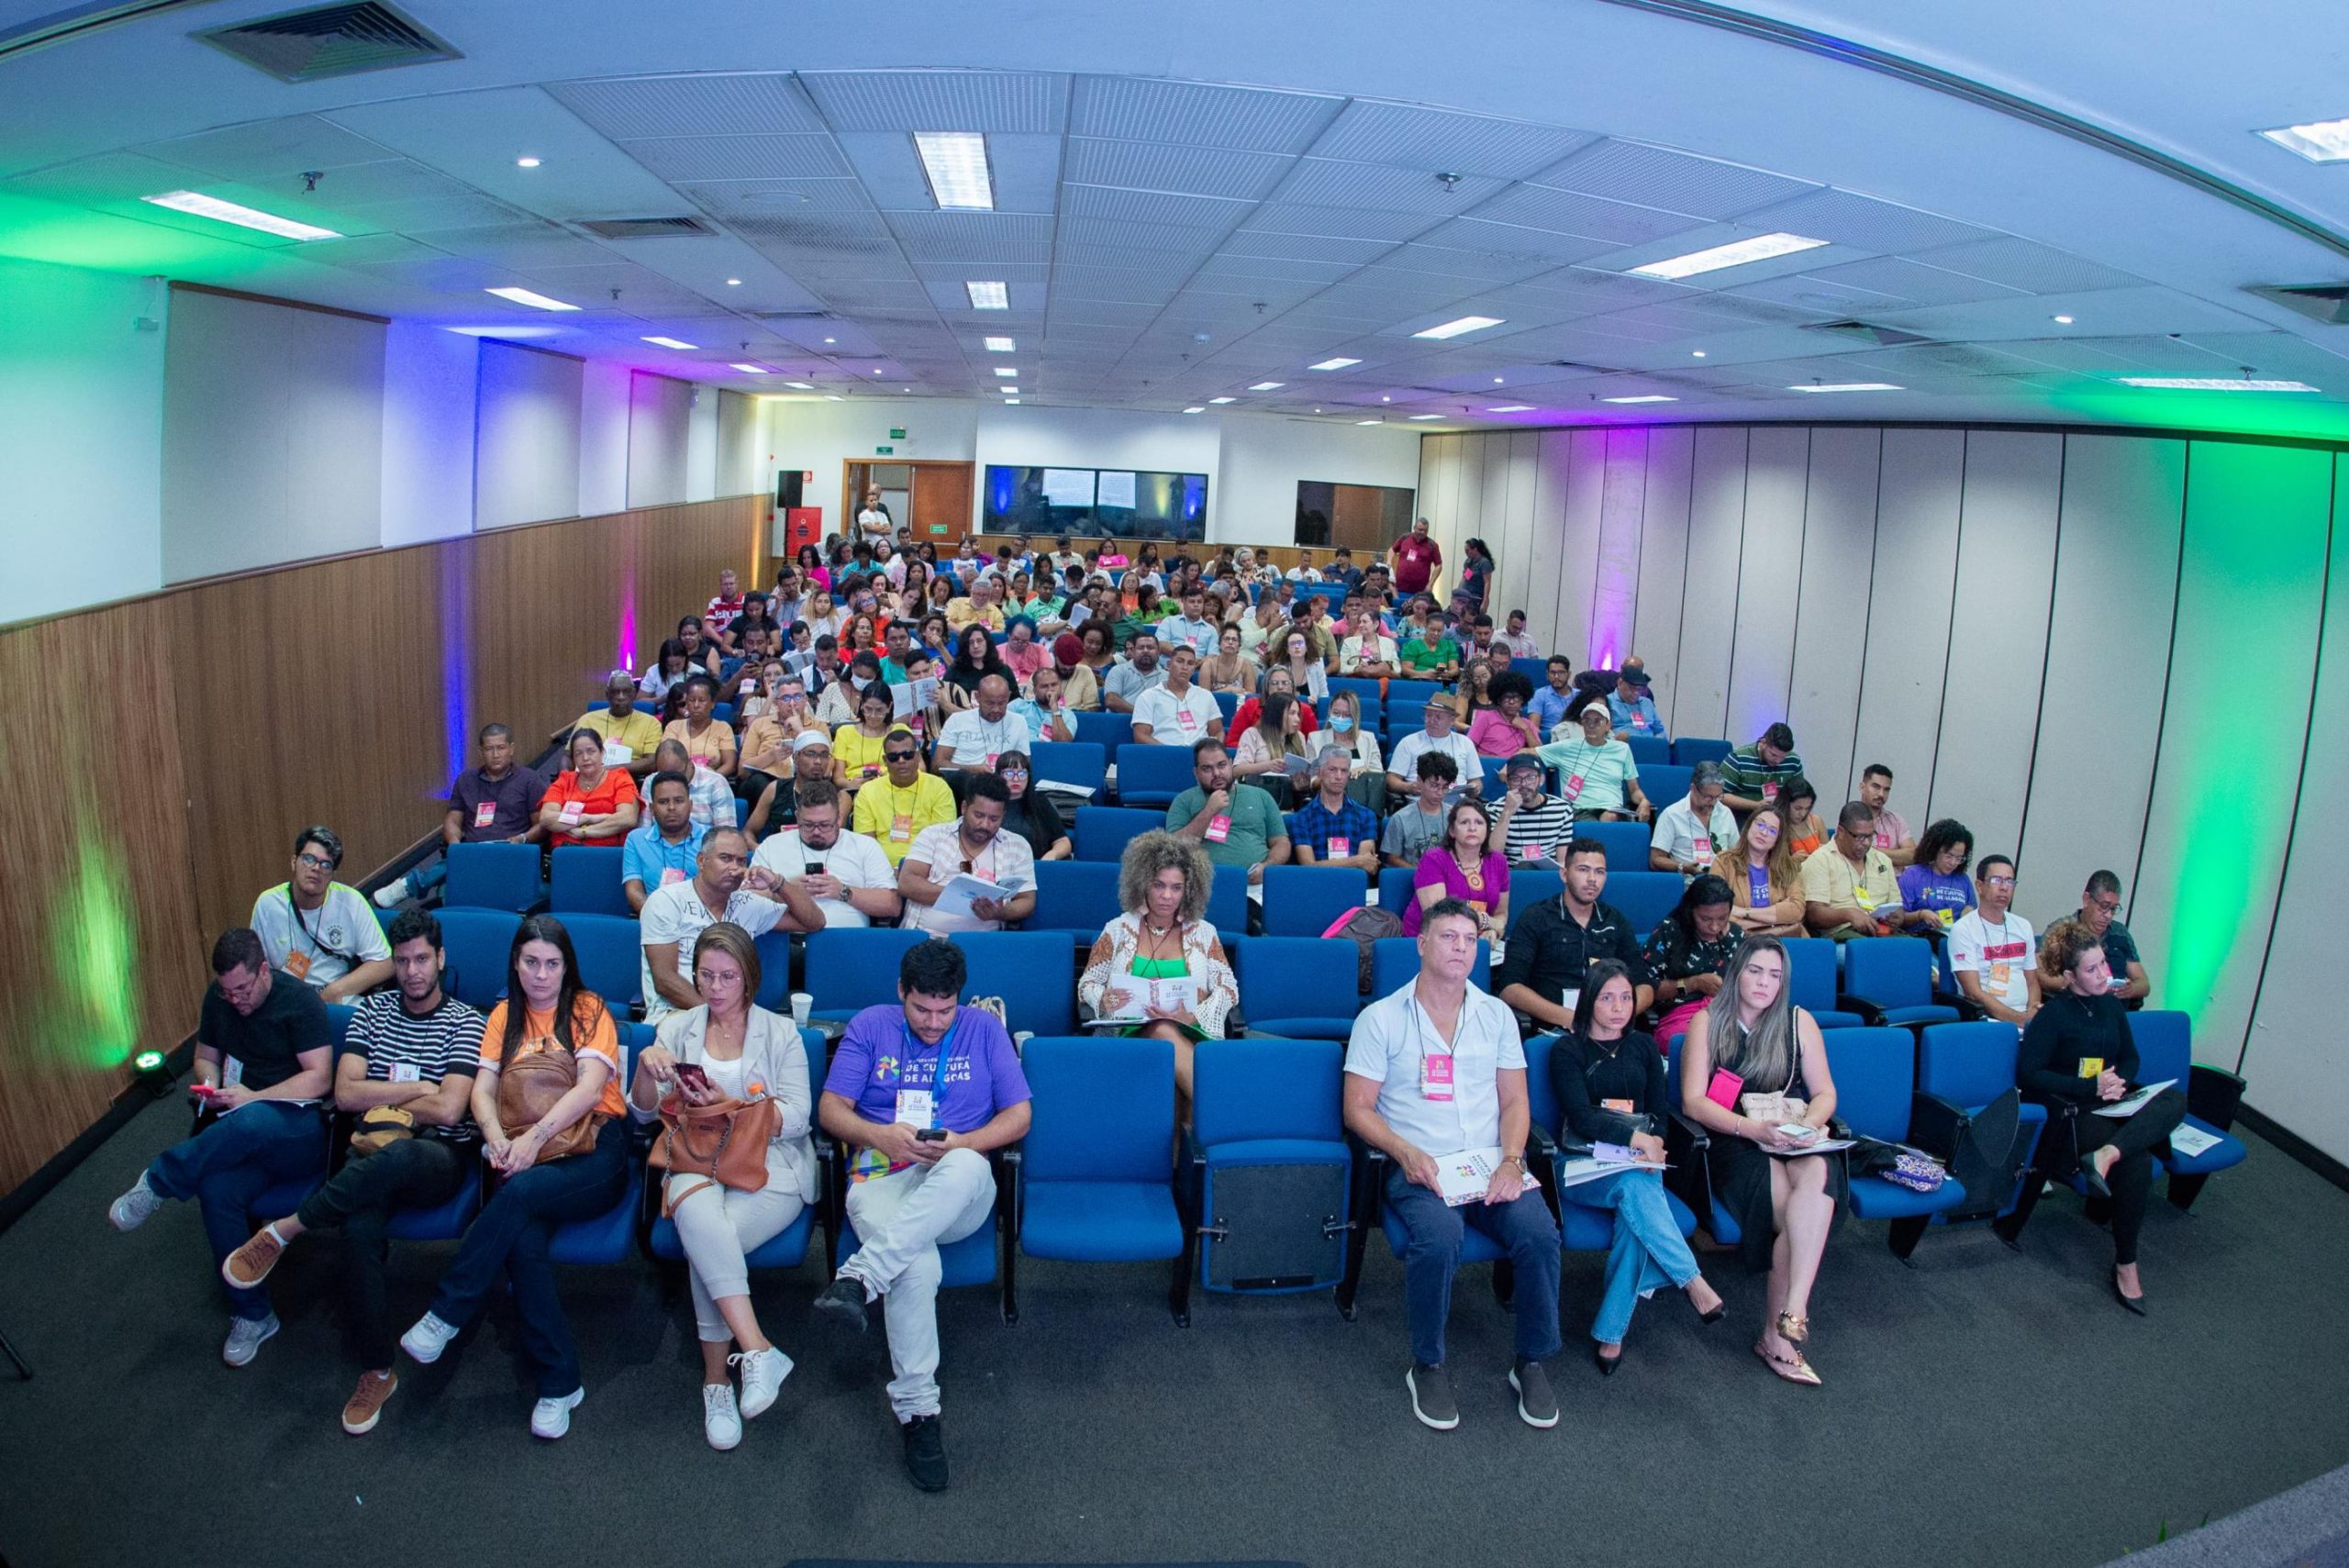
1414 997 1457 1102
895 1013 958 1130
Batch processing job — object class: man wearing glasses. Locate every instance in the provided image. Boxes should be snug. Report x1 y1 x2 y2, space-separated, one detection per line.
852 728 956 868
1947 854 2042 1027
252 827 394 1003
2044 869 2151 1006
897 773 1037 936
1798 801 1938 941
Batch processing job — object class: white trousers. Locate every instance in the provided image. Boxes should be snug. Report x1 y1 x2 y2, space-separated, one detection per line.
840 1148 996 1419
665 1176 807 1342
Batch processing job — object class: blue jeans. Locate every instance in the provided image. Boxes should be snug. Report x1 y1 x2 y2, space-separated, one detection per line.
1384 1165 1562 1367
400 861 449 898
427 1118 628 1397
1568 1170 1699 1344
147 1102 328 1321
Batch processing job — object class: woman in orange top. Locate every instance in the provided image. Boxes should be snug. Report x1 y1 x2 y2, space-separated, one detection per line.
539 728 640 848
398 916 630 1440
1780 777 1828 867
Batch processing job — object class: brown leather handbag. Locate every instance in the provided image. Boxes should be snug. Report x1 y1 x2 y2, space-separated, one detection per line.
649 1085 777 1214
496 1048 602 1162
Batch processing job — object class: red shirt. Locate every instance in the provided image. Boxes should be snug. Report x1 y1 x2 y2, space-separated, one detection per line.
540 767 639 847
1392 534 1442 595
705 593 745 639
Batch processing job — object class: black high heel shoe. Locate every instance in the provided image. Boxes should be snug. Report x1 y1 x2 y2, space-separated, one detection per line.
1593 1343 1622 1376
2110 1272 2148 1318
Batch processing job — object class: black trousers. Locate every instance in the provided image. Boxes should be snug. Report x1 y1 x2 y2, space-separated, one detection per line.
2076 1088 2187 1266
295 1139 471 1369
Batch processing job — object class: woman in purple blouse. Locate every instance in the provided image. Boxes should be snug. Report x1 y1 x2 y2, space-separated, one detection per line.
1403 799 1511 939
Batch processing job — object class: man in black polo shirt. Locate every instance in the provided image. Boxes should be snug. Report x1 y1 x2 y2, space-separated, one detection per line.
377 722 546 908
108 928 334 1368
1494 840 1651 1029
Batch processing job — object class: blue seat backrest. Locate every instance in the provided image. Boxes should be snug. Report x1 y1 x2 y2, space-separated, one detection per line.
1116 744 1197 806
1021 1035 1174 1182
954 932 1075 1035
1782 938 1842 1015
550 846 629 917
1206 864 1248 935
1603 872 1682 936
1508 865 1563 929
444 841 542 913
1073 711 1132 751
1369 937 1491 996
1480 756 1508 799
1625 734 1669 766
753 929 795 1011
2131 1009 2192 1085
561 913 644 1010
1231 937 1360 1019
1212 690 1239 723
1671 738 1734 768
328 1003 358 1053
1844 937 1937 1007
1074 806 1163 861
1387 679 1445 714
1640 763 1692 808
1028 860 1121 933
1030 741 1106 802
436 908 523 1008
1192 1037 1343 1146
1821 1027 1915 1140
712 702 736 727
1330 676 1384 707
806 929 926 1013
1918 1020 2023 1110
1509 658 1548 685
1261 864 1371 938
1522 1032 1562 1136
1377 865 1416 916
1579 820 1652 872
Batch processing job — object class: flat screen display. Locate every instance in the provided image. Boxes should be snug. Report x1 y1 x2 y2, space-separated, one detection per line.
982 463 1208 541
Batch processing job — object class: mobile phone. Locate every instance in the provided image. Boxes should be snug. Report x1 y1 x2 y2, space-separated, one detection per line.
673 1063 711 1094
915 1127 947 1142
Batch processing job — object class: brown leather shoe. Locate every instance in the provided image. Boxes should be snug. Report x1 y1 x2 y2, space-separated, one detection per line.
341 1369 397 1435
221 1224 287 1291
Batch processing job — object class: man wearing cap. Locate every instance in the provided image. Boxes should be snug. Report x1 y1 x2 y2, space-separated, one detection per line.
1536 702 1652 823
747 729 843 838
1650 762 1737 876
1720 723 1805 818
1492 753 1575 869
1386 696 1484 806
1607 666 1665 742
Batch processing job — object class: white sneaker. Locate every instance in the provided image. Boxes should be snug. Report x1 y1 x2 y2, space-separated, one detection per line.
372 881 407 910
730 1345 793 1421
221 1313 279 1367
109 1172 162 1231
399 1311 459 1364
530 1387 584 1440
702 1383 742 1450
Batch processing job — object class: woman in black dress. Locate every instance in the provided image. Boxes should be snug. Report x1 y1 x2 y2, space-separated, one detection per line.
1677 935 1842 1386
2005 917 2187 1314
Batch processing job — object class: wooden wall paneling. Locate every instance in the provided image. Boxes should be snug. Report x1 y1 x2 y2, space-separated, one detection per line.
0 599 206 1192
1590 428 1647 671
1633 427 1695 725
1496 431 1540 623
1527 431 1572 651
1553 428 1608 662
1848 428 1965 810
1724 427 1810 746
1924 430 2063 855
1786 427 1882 803
1675 426 1751 741
2132 440 2332 1055
2017 435 2185 925
466 508 631 751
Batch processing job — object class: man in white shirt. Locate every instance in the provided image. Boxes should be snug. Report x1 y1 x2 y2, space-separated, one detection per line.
1493 610 1541 661
1386 698 1483 803
1340 607 1400 677
750 780 902 930
639 828 820 1021
855 487 893 547
1285 549 1323 583
1342 900 1560 1433
1648 762 1738 876
250 827 394 1004
933 675 1032 775
1154 585 1219 660
897 774 1038 935
1130 645 1221 746
1948 853 2040 1026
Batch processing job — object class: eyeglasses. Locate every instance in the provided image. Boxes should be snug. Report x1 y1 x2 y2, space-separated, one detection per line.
2087 898 2121 916
295 853 336 871
1984 875 2016 887
884 750 918 762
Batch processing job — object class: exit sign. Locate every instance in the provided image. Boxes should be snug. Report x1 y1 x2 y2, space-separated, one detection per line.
889 427 907 439
875 445 895 455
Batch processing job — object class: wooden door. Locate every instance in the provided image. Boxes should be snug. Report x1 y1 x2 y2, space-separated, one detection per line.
910 462 974 541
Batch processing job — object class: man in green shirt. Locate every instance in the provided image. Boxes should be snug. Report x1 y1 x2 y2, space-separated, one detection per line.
1166 737 1290 933
1720 722 1804 818
1399 615 1462 680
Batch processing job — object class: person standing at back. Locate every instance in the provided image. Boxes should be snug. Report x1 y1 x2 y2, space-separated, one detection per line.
1389 517 1444 602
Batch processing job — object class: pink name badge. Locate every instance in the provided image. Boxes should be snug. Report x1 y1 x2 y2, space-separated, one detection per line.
1563 773 1586 801
559 802 584 828
1205 814 1231 843
1420 1052 1455 1101
1693 840 1714 866
473 802 497 828
661 867 687 885
1328 836 1351 859
1762 782 1780 802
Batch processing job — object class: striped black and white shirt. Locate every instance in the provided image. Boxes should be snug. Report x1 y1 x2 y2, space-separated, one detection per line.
347 992 485 1139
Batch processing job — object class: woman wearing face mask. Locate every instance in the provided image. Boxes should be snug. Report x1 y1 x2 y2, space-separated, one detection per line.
1322 688 1386 813
1723 806 1806 940
815 652 886 729
1644 875 1742 1047
1550 961 1725 1374
995 749 1074 862
1223 664 1321 749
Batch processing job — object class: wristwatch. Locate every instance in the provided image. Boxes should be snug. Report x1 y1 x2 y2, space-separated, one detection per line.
1500 1152 1525 1170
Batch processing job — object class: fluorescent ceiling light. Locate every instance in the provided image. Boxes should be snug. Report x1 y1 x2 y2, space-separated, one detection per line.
1412 315 1505 340
966 280 1008 309
985 336 1015 351
1628 232 1827 281
2114 376 2318 391
1486 404 1535 413
485 285 580 312
1182 406 1206 414
726 278 741 286
1408 413 1443 420
1353 418 1382 425
2258 117 2349 162
1308 357 1362 371
642 336 697 350
1208 396 1235 405
139 190 340 241
993 367 1019 377
516 156 541 169
824 395 844 401
913 131 994 210
1004 397 1020 405
784 382 814 390
1001 387 1019 395
1788 382 1902 393
730 363 770 374
1249 381 1285 391
1603 395 1678 405
2052 315 2074 325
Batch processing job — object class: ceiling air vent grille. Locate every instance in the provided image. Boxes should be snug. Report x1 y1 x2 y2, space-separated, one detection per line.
1799 318 1932 347
2245 283 2349 326
574 217 716 239
192 2 457 82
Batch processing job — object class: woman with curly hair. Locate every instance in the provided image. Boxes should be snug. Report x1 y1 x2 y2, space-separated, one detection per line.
1077 830 1238 1113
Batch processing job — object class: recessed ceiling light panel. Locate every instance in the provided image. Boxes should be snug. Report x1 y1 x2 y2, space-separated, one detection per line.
2258 118 2349 162
966 280 1008 309
1411 315 1505 340
914 132 994 209
1787 382 1902 393
1603 395 1679 404
140 190 339 240
1628 232 1827 281
1308 357 1363 371
2115 376 2317 391
642 336 697 350
485 285 579 311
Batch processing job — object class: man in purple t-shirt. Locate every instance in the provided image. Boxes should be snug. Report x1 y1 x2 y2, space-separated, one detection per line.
812 939 1031 1493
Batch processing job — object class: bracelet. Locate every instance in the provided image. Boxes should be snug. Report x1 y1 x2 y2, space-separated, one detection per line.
1501 1153 1524 1169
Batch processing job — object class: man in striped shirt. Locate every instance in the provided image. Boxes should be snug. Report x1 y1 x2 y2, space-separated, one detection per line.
1492 753 1575 868
216 909 484 1436
1720 723 1805 820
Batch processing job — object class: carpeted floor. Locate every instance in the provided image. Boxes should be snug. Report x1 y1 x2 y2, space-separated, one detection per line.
2 1093 2345 1568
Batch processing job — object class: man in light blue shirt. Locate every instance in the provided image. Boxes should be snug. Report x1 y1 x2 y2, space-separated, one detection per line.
1607 665 1665 741
621 770 708 913
1528 655 1576 739
1154 584 1219 659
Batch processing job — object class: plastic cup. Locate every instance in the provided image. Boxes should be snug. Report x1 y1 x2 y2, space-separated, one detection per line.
790 992 814 1029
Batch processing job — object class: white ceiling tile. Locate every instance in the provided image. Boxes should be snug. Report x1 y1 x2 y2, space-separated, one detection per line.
1219 228 1392 264
547 74 827 139
1789 255 2030 308
1414 217 1619 265
142 115 395 179
620 134 850 183
1070 77 1341 153
1308 101 1596 178
1911 236 2144 295
1740 187 1999 253
799 71 1068 133
1529 139 1817 219
411 221 614 268
1241 203 1434 242
887 210 1054 263
1467 183 1703 244
1059 215 1223 255
1063 138 1293 201
1062 183 1250 228
679 178 873 215
1275 158 1507 214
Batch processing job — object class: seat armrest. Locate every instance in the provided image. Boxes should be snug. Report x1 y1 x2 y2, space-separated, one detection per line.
2187 1064 2245 1131
1835 993 1889 1028
1935 990 1986 1023
1908 1093 1969 1163
1524 1126 1563 1222
1663 1109 1713 1221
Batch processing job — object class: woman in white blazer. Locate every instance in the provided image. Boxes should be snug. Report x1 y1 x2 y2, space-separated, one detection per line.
628 921 814 1450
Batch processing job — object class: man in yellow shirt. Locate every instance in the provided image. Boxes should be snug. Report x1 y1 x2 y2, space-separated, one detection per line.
1798 801 1938 940
851 728 956 866
573 672 664 778
946 575 1008 636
